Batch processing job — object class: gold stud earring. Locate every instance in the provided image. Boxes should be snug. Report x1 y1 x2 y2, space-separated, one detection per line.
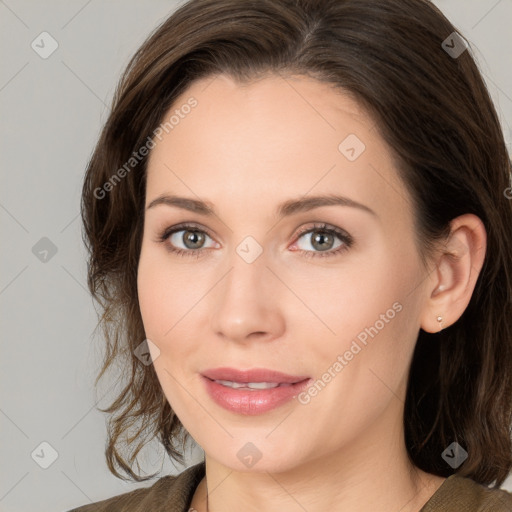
436 315 443 331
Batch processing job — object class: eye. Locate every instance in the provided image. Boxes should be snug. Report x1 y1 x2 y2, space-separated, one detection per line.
156 222 353 259
291 223 353 259
157 222 218 259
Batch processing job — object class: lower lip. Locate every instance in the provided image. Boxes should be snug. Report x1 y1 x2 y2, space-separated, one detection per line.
201 376 312 415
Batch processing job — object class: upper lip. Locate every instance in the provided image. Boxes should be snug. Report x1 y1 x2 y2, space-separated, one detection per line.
201 367 310 384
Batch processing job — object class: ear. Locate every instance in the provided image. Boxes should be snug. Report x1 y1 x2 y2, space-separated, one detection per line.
420 214 487 333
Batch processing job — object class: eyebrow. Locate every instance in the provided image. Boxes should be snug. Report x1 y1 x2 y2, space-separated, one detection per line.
146 193 377 218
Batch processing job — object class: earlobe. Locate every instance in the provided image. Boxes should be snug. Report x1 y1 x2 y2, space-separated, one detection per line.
419 214 487 334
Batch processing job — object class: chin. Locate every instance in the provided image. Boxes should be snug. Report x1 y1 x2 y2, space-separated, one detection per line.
204 440 309 474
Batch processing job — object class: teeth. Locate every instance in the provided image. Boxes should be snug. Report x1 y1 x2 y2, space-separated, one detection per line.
215 380 282 390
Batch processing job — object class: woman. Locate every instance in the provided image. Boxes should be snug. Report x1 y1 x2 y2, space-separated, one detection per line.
69 0 512 510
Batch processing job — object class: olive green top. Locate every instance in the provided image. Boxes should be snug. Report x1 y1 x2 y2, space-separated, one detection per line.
67 461 512 512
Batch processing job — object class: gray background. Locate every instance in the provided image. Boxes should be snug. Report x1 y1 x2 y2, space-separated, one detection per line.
0 1 511 511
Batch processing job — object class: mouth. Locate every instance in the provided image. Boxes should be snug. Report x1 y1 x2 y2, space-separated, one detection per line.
200 367 312 415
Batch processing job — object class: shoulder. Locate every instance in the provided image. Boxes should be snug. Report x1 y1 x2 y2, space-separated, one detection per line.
66 462 205 512
421 474 512 512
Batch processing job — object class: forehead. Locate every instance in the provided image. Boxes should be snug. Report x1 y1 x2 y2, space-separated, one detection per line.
145 73 412 224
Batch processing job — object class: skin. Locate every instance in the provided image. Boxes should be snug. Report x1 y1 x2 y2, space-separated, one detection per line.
137 73 486 512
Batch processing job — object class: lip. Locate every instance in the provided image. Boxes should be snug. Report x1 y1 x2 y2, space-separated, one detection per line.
201 367 312 415
201 367 309 384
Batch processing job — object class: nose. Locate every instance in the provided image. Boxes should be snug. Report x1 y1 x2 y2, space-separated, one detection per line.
209 249 286 345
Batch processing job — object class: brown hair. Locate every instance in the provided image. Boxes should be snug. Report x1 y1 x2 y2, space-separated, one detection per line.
81 0 512 486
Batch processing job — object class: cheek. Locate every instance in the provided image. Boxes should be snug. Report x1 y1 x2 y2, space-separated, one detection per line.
137 240 185 311
137 253 195 400
137 247 178 338
313 242 422 372
310 252 399 339
137 247 207 369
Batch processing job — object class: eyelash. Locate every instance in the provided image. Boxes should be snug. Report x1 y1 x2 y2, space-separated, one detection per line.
156 222 353 260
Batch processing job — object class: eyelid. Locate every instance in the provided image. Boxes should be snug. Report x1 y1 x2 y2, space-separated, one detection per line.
158 221 215 239
293 222 352 243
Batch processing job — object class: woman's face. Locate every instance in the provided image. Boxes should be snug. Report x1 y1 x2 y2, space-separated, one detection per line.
137 73 434 473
